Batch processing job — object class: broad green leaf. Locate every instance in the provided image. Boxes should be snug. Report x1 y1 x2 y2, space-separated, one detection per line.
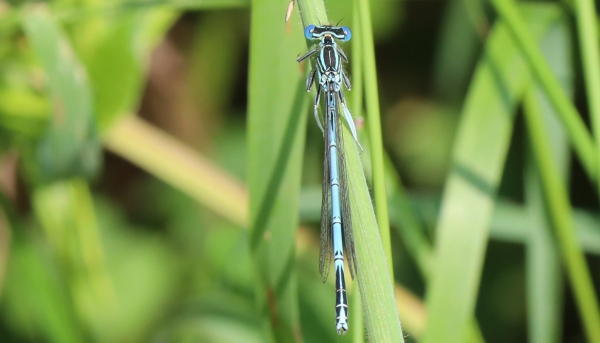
422 5 565 343
23 7 102 181
247 0 307 341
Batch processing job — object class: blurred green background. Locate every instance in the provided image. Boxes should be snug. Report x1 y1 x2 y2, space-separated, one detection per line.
1 0 600 342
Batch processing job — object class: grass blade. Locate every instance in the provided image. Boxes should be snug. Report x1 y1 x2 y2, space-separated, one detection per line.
491 0 599 186
296 0 404 340
422 6 563 343
351 5 366 343
104 115 248 227
524 86 600 342
524 103 565 343
523 18 573 343
574 0 600 193
247 0 308 341
343 131 404 341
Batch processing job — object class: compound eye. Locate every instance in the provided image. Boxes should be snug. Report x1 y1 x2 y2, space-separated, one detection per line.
304 25 316 39
341 26 352 41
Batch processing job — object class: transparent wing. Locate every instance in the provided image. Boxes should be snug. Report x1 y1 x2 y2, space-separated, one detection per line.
319 105 332 283
336 92 357 279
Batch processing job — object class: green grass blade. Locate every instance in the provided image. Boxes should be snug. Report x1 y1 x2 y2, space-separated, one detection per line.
351 5 365 343
433 0 484 102
422 6 563 343
524 105 565 343
524 87 600 342
523 19 573 343
296 0 403 340
386 156 433 279
247 0 307 341
491 0 599 186
343 122 404 342
356 0 393 279
22 6 102 181
574 0 600 194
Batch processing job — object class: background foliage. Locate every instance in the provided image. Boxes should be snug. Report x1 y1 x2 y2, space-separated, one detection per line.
0 0 600 342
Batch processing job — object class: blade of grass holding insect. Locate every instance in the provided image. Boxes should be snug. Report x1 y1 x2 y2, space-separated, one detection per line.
524 87 600 342
296 0 403 340
247 0 308 341
356 0 393 279
523 19 573 343
23 5 102 181
351 290 364 343
491 0 599 187
573 0 600 194
351 4 365 343
342 92 404 342
422 6 564 343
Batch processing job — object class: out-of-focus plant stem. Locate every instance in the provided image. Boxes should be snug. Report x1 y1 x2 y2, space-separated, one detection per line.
491 0 599 186
524 87 600 342
573 0 600 196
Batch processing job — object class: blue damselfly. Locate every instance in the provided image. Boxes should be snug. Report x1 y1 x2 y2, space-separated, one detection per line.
297 24 361 335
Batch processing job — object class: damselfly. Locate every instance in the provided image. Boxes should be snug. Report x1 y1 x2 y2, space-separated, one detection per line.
297 24 362 335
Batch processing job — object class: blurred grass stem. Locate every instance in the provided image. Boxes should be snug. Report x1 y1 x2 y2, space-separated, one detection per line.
491 0 599 185
573 0 600 195
104 115 248 227
524 87 600 342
